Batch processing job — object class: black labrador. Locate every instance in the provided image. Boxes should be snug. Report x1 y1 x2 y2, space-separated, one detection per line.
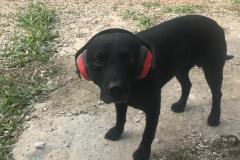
75 15 233 160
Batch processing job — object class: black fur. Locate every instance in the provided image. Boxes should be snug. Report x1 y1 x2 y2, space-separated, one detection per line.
75 15 232 160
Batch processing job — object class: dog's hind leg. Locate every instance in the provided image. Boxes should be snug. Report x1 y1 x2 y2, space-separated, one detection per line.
171 69 192 113
105 103 127 140
202 64 223 126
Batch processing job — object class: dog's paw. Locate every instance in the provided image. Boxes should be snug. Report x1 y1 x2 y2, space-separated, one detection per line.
104 126 123 141
171 102 185 113
133 147 150 160
207 114 220 127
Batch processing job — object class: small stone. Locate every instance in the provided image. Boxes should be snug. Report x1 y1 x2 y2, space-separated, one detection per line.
48 128 55 132
189 94 196 101
59 111 66 115
138 111 144 114
25 116 30 121
41 70 46 74
68 76 73 81
23 125 29 130
35 141 46 149
65 143 70 148
97 101 104 105
89 112 94 115
63 43 69 47
134 117 141 123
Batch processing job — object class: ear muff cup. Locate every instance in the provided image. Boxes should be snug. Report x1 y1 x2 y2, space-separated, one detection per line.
76 50 91 80
138 46 153 79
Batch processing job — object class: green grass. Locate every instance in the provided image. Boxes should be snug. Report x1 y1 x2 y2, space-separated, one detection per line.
4 0 57 67
164 4 205 14
121 10 139 20
142 2 160 9
137 15 153 30
121 10 153 31
0 1 56 159
231 0 240 5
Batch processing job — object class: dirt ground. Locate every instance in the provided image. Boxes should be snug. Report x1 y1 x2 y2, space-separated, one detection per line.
1 0 240 160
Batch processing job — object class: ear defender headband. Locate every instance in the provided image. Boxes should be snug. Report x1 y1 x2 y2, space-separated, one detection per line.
76 48 153 80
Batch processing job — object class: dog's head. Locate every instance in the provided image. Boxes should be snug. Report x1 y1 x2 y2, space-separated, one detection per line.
75 29 153 104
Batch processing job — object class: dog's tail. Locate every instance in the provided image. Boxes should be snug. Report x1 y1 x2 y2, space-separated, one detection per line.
226 55 234 60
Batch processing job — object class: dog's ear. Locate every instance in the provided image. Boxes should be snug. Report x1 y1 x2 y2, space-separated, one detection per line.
138 45 153 79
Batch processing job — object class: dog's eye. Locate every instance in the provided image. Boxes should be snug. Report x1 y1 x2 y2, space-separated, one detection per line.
93 57 104 68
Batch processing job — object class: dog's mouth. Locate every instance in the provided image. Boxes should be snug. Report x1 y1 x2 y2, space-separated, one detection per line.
100 93 129 104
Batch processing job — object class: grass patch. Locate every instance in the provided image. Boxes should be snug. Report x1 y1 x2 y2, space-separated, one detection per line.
121 10 154 30
142 2 160 9
0 0 57 159
231 0 240 5
137 15 153 30
121 10 138 20
164 4 205 14
4 0 57 67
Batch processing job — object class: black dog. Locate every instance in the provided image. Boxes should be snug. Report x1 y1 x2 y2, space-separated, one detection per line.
75 15 233 160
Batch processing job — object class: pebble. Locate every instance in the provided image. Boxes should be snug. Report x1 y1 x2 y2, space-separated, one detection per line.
65 143 70 148
35 141 46 149
138 111 144 114
97 101 105 105
48 128 55 132
59 111 66 114
25 115 30 121
134 117 141 123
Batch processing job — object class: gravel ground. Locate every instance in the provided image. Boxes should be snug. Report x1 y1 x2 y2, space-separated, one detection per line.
0 0 240 160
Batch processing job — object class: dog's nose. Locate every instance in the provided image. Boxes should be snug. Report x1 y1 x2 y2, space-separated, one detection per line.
108 82 126 98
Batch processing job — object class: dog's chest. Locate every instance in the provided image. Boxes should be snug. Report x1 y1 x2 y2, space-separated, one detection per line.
128 78 160 111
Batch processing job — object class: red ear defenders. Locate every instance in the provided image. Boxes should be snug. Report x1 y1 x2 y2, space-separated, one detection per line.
76 50 90 80
76 48 153 80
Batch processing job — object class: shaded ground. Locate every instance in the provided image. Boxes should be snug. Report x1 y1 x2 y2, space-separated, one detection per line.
0 0 239 159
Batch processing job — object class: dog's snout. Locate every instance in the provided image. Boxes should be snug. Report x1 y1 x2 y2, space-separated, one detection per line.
106 81 129 101
100 81 129 103
108 82 125 95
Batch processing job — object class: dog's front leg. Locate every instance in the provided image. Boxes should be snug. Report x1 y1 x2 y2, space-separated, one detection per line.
133 107 160 160
105 103 127 141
